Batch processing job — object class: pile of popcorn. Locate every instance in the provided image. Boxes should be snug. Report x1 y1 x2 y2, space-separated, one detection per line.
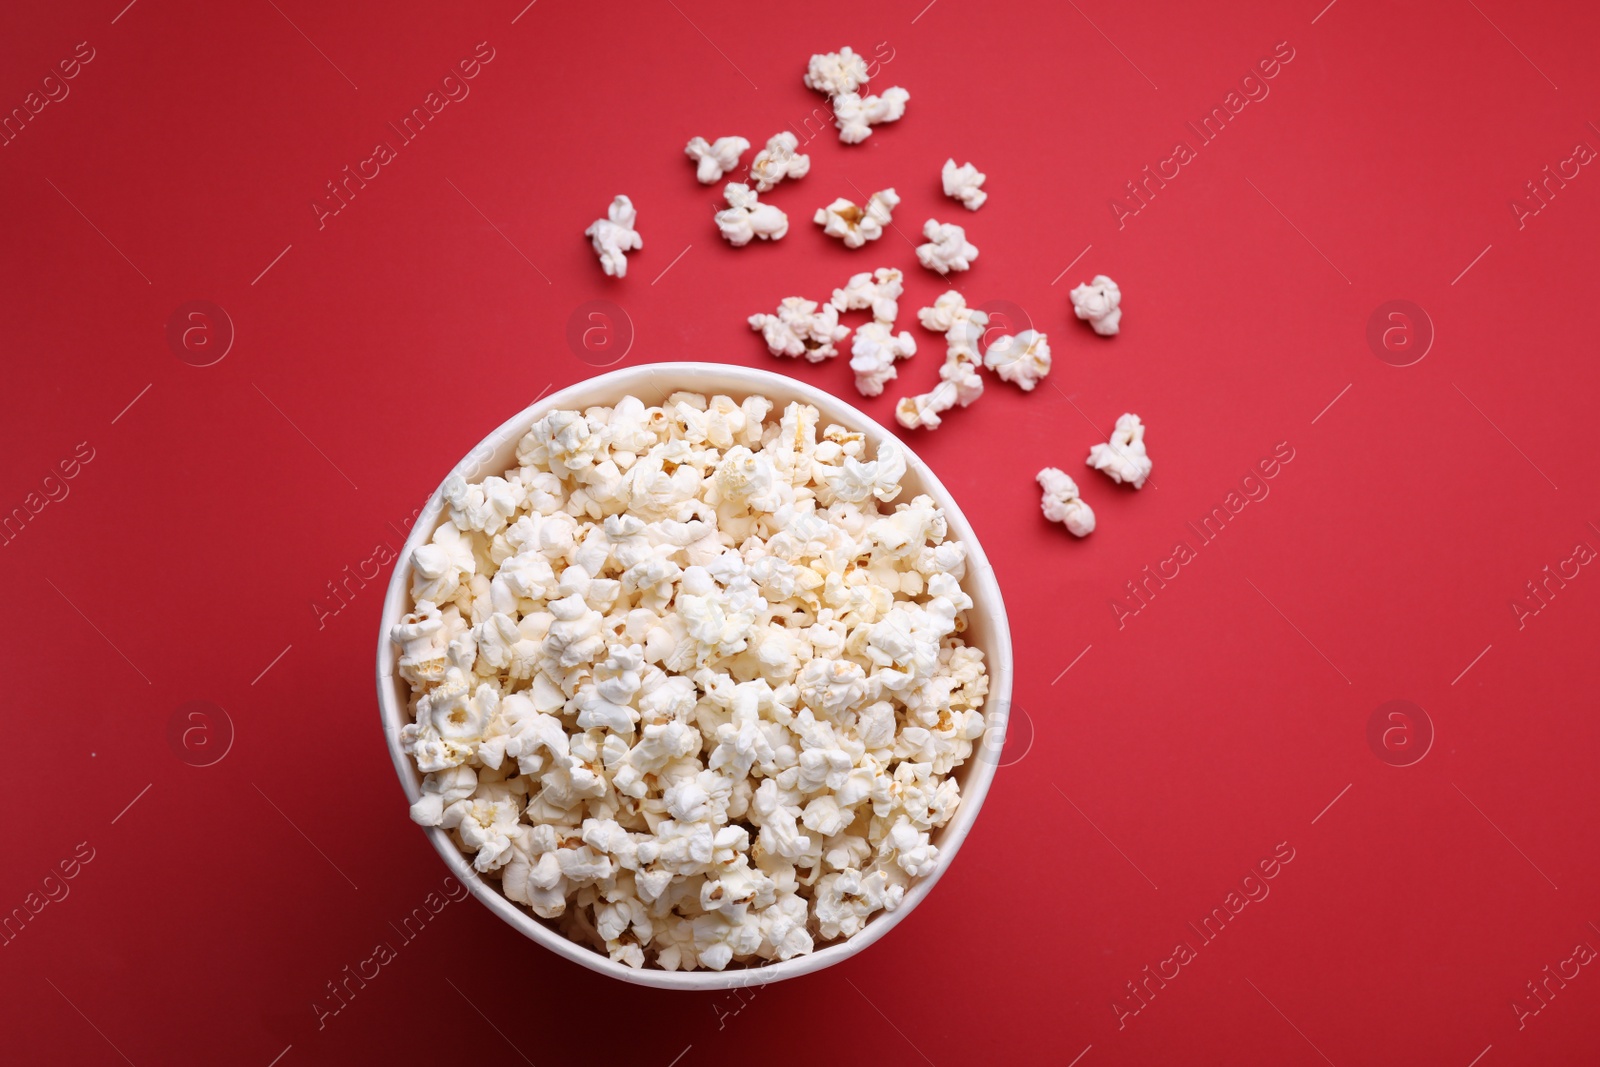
391 392 990 970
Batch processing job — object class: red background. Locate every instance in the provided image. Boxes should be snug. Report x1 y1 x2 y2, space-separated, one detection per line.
4 0 1599 1063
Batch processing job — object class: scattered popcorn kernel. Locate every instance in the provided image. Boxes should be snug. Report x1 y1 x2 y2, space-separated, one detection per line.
915 218 978 274
715 183 789 246
832 87 909 144
831 267 905 324
895 352 983 431
814 188 900 248
584 195 642 278
1070 274 1123 336
685 136 750 184
804 46 871 96
1087 412 1152 488
1036 468 1095 536
941 158 987 210
749 132 811 192
748 297 852 361
982 330 1052 391
917 290 989 360
849 321 917 397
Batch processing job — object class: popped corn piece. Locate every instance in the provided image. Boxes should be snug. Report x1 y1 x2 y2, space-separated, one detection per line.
814 189 899 248
917 290 989 360
1070 274 1123 336
849 321 917 397
830 267 905 324
393 600 448 685
915 290 978 335
715 183 789 246
685 136 750 184
410 524 476 607
409 764 478 826
814 868 899 939
758 891 814 960
915 218 978 274
894 353 984 431
443 472 523 535
748 297 852 361
816 447 881 506
831 87 909 144
1087 412 1152 488
441 785 524 872
804 46 870 96
941 158 987 210
880 815 940 877
982 330 1052 391
1036 468 1095 537
749 132 811 192
583 195 642 278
